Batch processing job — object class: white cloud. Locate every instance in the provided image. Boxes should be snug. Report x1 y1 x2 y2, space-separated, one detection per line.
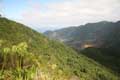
20 0 120 31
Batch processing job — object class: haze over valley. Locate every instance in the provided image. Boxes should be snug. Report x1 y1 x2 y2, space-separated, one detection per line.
0 0 120 80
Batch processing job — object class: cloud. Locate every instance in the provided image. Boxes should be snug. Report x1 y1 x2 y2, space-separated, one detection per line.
20 0 120 31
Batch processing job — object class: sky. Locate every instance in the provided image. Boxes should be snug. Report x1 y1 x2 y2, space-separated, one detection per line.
1 0 120 32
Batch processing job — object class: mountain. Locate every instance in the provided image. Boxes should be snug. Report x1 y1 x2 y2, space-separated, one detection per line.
44 21 120 49
44 21 120 76
0 18 119 80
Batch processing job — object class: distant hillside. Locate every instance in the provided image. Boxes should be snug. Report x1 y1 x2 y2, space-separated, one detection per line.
44 21 120 49
0 18 119 80
44 21 120 75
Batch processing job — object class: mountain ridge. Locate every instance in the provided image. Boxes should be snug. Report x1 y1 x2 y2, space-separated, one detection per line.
44 20 120 49
44 20 120 76
1 17 119 79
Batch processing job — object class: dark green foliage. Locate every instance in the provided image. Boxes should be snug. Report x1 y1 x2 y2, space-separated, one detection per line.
81 47 120 74
0 18 119 80
44 20 120 77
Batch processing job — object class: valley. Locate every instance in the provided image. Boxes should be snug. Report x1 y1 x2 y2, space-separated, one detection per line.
45 21 120 78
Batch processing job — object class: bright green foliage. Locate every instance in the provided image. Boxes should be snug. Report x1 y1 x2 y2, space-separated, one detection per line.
44 20 120 75
0 41 38 80
0 18 119 80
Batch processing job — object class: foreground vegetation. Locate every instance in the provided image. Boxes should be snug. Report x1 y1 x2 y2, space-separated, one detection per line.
0 40 119 80
44 20 120 77
0 18 119 80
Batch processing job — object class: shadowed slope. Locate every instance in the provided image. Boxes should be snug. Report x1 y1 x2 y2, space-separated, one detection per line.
0 18 119 80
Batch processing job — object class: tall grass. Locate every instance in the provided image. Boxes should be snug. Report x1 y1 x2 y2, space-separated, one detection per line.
0 41 39 80
0 40 73 80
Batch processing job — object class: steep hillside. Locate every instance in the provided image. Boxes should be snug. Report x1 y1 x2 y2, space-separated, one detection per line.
0 18 119 80
44 21 120 75
80 47 120 74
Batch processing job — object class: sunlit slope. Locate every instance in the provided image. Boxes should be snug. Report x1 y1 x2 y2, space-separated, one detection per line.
0 18 119 80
